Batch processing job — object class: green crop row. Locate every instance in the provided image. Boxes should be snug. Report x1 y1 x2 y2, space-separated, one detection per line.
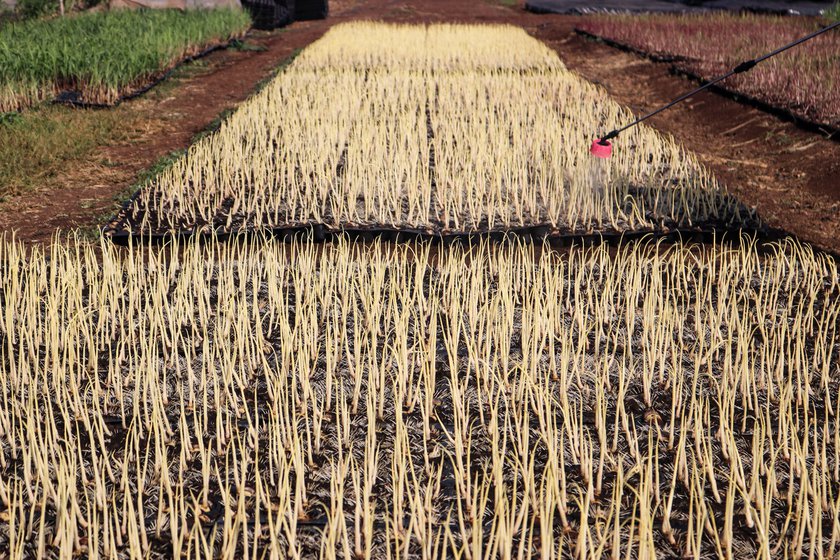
828 1 840 21
0 8 251 111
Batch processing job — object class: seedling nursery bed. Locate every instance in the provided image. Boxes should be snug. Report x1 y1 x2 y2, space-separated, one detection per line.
0 235 838 558
0 8 252 113
104 217 775 255
53 41 236 110
105 23 757 241
574 29 840 138
4 20 839 560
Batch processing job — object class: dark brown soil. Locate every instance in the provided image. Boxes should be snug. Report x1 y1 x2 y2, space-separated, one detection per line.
1 0 838 253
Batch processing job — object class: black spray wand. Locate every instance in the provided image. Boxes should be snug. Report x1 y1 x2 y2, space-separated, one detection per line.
590 19 840 159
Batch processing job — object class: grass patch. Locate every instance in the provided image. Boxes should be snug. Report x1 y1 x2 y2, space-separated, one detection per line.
144 58 213 101
0 106 135 200
230 38 268 52
0 8 251 111
828 1 840 21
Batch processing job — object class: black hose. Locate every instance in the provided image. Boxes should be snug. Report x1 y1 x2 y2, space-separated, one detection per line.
597 19 840 144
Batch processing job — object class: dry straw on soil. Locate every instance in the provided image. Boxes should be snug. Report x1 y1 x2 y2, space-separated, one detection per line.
0 234 838 558
111 23 750 238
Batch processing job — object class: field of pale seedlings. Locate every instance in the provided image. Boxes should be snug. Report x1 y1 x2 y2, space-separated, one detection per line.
0 234 838 558
108 22 752 239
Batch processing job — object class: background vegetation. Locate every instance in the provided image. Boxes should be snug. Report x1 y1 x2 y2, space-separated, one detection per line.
577 14 840 128
828 1 840 20
0 7 251 110
0 107 134 200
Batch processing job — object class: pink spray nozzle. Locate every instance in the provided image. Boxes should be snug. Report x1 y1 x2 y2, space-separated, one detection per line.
590 138 613 159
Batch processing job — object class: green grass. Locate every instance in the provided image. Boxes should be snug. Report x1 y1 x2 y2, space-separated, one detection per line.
0 8 251 111
79 103 238 241
229 38 268 52
828 2 840 21
0 106 133 200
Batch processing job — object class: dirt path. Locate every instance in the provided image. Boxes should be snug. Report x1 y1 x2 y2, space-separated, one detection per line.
0 18 334 245
2 0 838 252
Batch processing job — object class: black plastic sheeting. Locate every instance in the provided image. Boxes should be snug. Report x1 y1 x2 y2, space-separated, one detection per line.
103 220 780 250
295 0 328 20
241 0 328 29
241 0 294 30
104 224 832 262
525 0 834 15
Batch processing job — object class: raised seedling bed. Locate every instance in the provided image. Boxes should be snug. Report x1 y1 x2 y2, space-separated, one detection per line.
106 22 760 243
0 235 838 557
